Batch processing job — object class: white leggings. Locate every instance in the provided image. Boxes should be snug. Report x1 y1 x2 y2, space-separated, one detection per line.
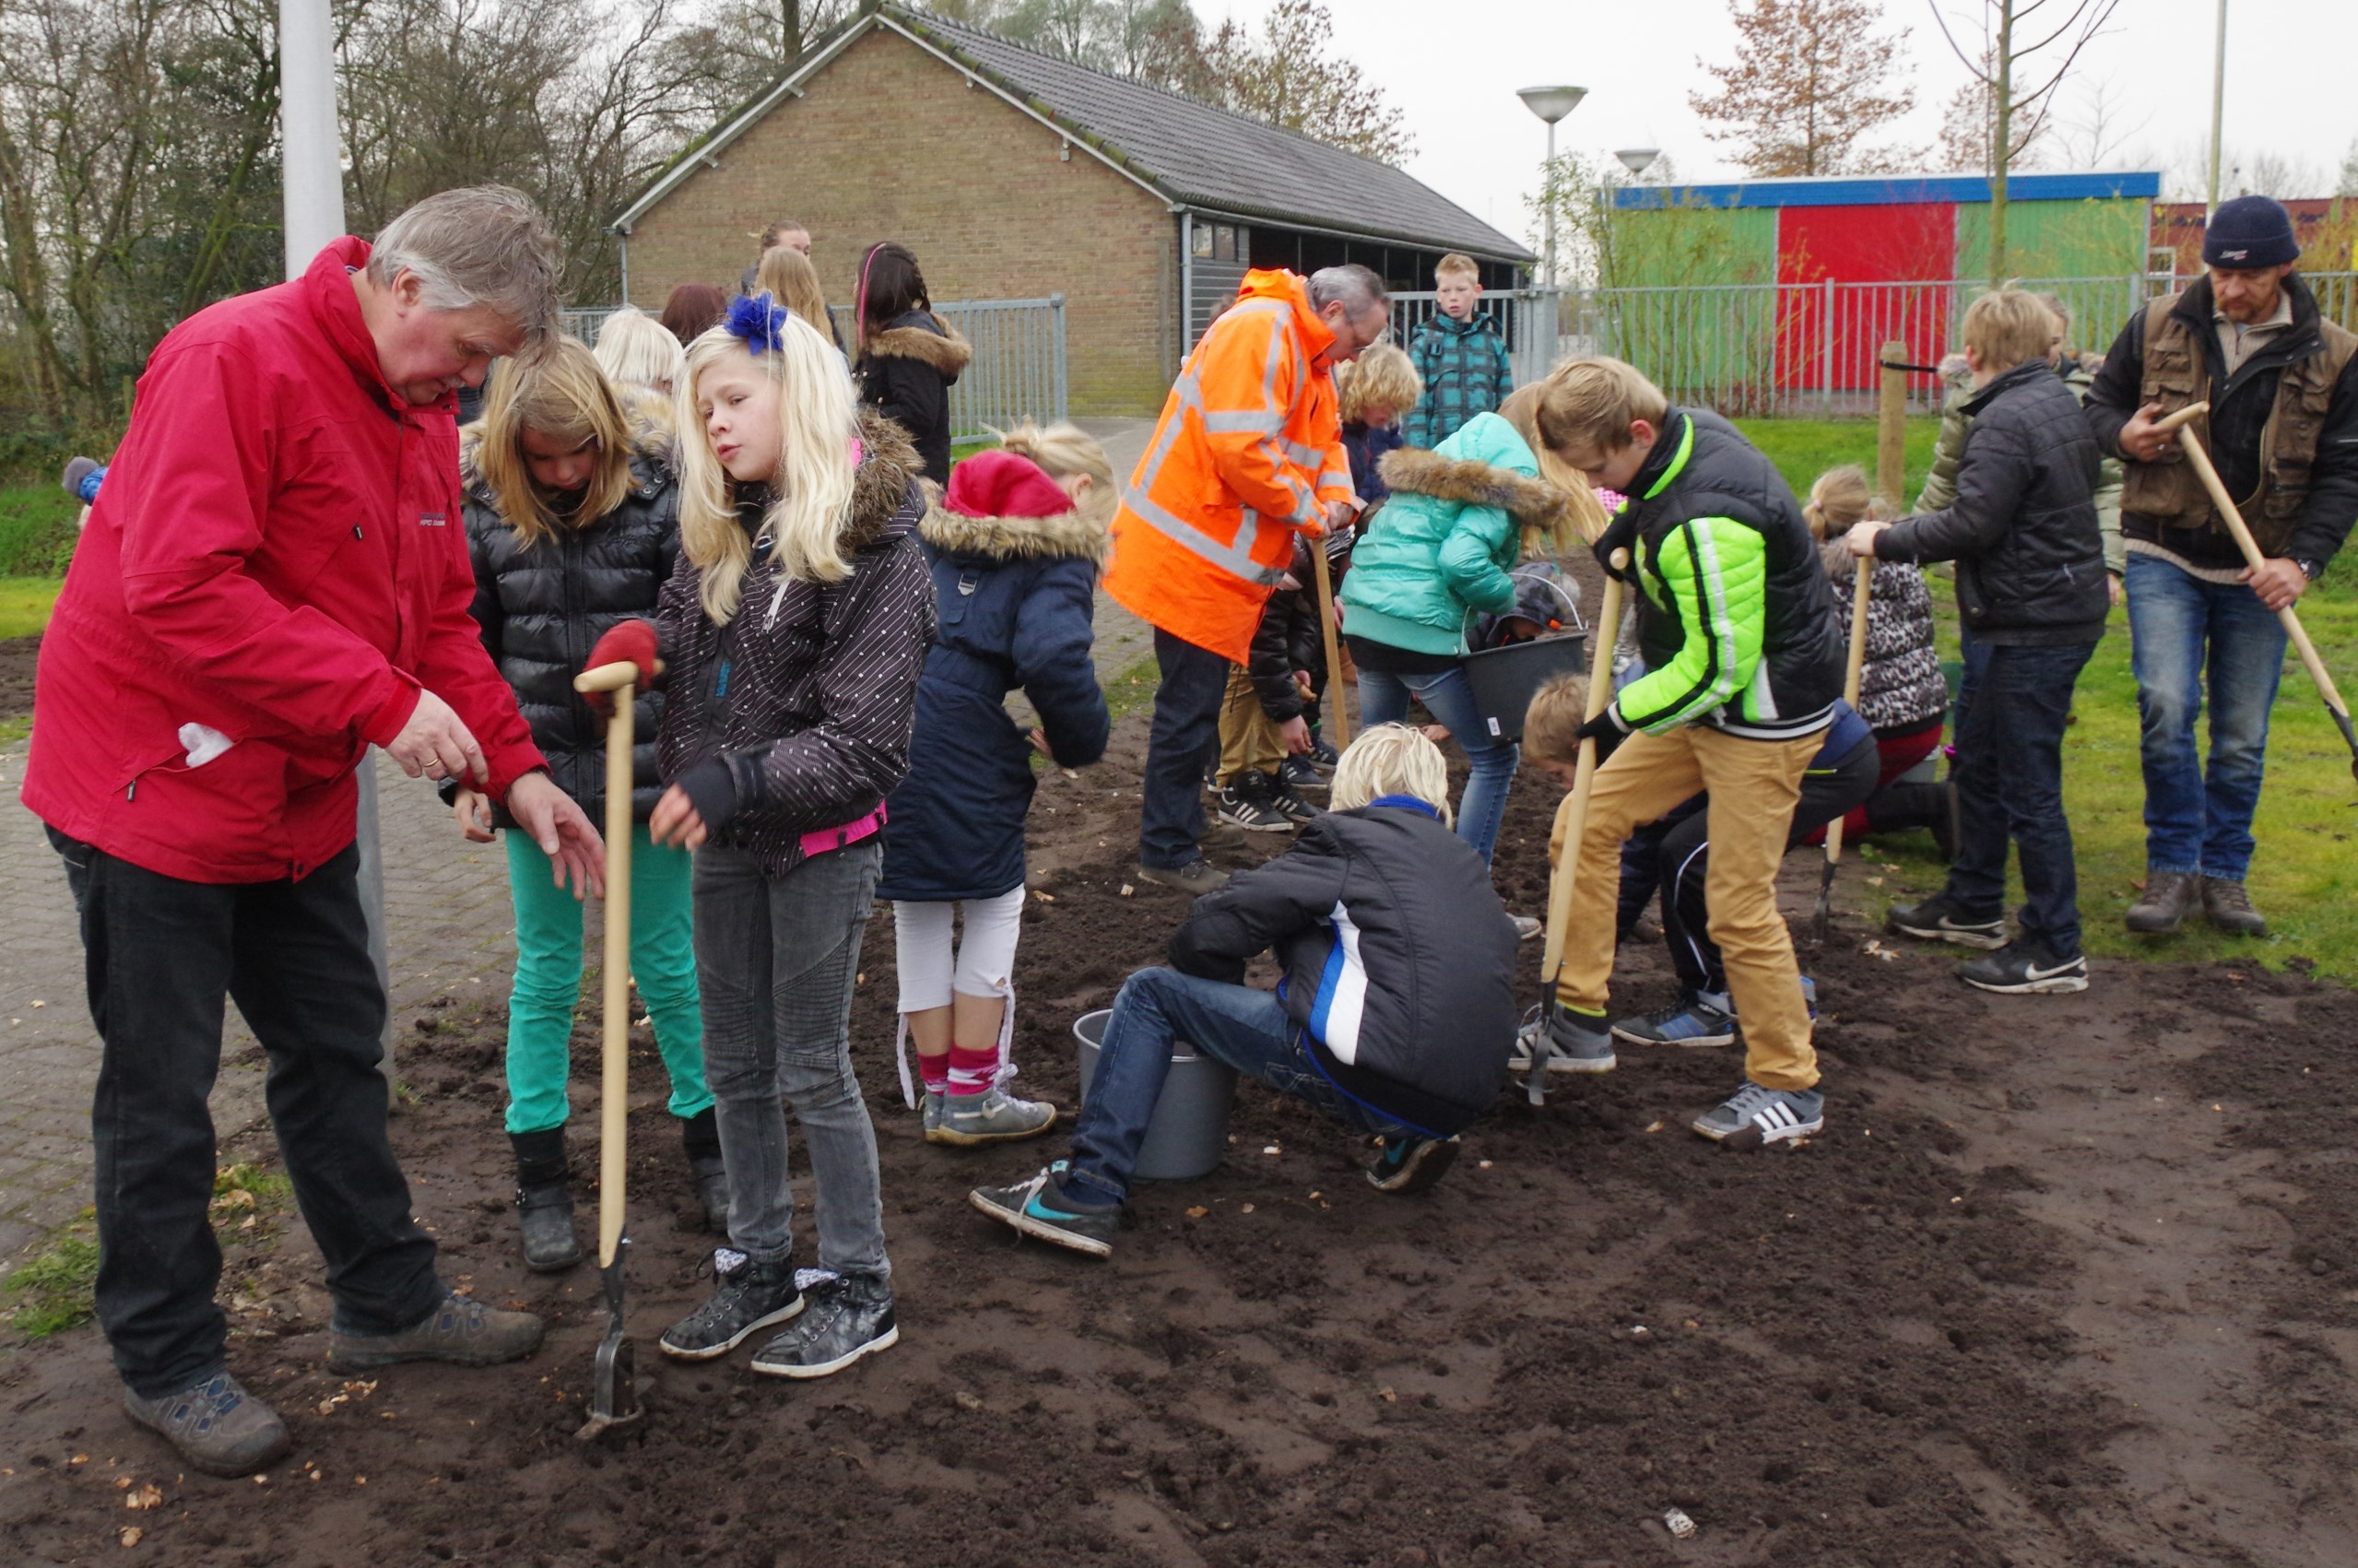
890 888 1027 1105
891 887 1027 1012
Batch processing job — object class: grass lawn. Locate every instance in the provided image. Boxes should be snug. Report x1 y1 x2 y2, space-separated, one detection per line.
0 483 78 578
0 576 63 641
1733 416 2358 982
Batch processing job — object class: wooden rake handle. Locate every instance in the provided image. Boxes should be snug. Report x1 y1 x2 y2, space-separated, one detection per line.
1539 548 1630 985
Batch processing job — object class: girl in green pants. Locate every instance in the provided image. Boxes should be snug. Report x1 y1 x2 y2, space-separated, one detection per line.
450 338 722 1272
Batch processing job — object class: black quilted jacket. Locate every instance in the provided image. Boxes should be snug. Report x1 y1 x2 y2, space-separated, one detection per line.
459 435 679 827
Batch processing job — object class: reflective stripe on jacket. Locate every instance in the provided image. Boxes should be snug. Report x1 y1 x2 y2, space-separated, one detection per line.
1104 269 1350 663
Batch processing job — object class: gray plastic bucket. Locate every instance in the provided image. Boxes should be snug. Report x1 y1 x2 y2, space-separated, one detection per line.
1072 1008 1238 1182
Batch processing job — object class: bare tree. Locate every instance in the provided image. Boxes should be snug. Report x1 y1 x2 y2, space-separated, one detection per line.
1197 0 1413 165
1927 0 2126 284
1692 0 1919 177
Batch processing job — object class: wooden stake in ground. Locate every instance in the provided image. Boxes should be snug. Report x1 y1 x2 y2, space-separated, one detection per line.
1531 548 1630 1103
1876 337 1908 514
573 656 644 1441
2152 403 2358 784
1310 529 1350 750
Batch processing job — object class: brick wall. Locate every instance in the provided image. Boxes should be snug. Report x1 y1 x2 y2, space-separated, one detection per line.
625 26 1180 416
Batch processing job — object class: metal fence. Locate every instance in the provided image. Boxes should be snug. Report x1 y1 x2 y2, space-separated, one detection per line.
1392 273 2358 419
564 297 1067 445
1385 289 1567 391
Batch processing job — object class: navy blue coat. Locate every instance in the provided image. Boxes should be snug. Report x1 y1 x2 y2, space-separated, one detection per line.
877 498 1110 902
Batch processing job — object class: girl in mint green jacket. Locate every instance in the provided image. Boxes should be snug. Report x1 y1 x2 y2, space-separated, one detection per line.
1338 411 1580 863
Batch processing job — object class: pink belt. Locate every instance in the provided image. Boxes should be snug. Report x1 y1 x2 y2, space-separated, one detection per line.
800 802 886 859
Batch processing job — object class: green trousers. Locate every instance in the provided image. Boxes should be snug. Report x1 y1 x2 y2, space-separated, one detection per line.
502 824 711 1135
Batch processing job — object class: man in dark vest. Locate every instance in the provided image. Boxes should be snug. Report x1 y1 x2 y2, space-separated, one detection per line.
2084 195 2358 937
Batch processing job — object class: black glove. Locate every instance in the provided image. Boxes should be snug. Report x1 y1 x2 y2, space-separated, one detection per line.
1577 707 1627 743
674 753 762 836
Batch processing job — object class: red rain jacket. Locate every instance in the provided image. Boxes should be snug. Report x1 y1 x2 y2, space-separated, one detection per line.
22 238 545 884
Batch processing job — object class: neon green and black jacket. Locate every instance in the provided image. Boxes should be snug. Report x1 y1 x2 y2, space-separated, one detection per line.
1598 409 1845 741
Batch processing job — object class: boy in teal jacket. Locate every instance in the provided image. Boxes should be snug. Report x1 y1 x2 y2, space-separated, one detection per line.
1404 253 1513 450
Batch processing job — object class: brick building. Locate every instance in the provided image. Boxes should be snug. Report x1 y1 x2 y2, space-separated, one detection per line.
608 4 1530 416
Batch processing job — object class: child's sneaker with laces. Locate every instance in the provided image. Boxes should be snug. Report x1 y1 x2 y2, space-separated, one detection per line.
1214 777 1291 832
1612 990 1736 1046
1366 1134 1459 1194
1279 754 1326 793
1268 775 1320 824
657 1248 804 1360
929 1085 1057 1146
1692 1081 1825 1148
1886 891 2007 949
1506 1002 1616 1074
970 1162 1119 1257
749 1271 897 1379
1958 939 2089 995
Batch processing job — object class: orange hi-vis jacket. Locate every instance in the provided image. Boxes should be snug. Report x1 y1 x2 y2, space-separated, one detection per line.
1105 269 1354 664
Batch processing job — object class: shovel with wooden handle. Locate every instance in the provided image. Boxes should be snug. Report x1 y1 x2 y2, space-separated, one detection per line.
1813 555 1876 943
1530 548 1630 1104
572 656 646 1442
1311 527 1351 750
2152 403 2358 785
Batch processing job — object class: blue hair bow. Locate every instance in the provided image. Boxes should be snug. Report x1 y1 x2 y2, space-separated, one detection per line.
723 292 792 354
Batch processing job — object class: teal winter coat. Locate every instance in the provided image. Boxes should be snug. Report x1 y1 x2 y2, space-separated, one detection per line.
1337 413 1577 657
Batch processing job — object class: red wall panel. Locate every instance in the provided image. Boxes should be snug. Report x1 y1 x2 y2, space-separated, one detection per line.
1775 202 1956 393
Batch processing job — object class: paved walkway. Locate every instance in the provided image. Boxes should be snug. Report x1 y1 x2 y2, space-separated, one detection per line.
0 420 1158 1264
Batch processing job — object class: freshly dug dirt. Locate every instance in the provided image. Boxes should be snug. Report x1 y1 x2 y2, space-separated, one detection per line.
6 719 2358 1566
0 636 38 721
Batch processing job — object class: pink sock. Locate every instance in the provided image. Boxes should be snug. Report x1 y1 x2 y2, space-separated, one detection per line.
946 1043 999 1097
917 1054 950 1096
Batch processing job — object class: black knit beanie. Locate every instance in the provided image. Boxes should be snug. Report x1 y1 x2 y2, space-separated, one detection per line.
2203 195 2299 269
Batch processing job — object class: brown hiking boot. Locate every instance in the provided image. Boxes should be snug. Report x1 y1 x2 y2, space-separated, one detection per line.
327 1291 544 1373
2125 870 2199 934
2201 876 2268 937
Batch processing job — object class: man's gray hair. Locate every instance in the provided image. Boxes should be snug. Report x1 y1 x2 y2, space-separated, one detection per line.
367 185 562 349
1309 263 1389 316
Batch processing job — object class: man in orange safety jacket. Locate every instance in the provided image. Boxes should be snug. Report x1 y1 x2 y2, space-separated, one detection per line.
1108 263 1390 893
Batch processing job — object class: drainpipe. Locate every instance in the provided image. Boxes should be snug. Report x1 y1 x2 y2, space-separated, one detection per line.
616 226 631 304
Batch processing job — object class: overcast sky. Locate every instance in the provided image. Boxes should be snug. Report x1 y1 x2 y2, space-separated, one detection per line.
1207 0 2358 247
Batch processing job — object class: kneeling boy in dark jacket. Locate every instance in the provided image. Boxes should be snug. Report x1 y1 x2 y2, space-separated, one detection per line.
972 725 1520 1257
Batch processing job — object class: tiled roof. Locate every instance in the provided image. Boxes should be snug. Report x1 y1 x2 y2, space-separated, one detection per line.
614 6 1530 263
890 8 1529 260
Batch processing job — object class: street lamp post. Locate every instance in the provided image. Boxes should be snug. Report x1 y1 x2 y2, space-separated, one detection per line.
1615 147 1661 181
1517 85 1587 288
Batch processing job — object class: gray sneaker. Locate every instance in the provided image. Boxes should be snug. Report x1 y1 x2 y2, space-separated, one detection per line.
2125 869 2199 934
1692 1081 1825 1149
123 1370 290 1478
749 1271 898 1379
929 1085 1057 1146
327 1291 545 1372
1506 1003 1617 1074
921 1091 944 1138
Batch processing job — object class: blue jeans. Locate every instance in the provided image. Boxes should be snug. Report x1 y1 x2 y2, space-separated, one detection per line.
1946 634 2097 954
1140 628 1232 869
1065 967 1406 1207
2125 552 2289 883
1356 661 1518 864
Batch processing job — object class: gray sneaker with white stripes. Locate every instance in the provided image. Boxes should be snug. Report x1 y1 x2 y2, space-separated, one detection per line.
1692 1081 1824 1148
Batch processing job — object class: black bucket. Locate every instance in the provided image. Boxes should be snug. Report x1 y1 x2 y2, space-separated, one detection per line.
1461 631 1587 745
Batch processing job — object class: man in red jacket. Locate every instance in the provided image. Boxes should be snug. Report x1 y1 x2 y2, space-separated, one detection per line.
23 186 603 1478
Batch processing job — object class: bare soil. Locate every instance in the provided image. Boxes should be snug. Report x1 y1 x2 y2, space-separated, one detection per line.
6 714 2358 1566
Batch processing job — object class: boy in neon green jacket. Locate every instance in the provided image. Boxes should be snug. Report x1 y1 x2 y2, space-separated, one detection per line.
1516 358 1846 1149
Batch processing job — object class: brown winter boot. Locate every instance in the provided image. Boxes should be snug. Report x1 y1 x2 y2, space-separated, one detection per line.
2125 870 2199 935
2200 876 2268 937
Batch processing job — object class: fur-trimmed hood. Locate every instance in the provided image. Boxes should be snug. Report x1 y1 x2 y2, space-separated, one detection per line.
836 407 926 552
1375 446 1579 535
861 312 973 380
920 499 1109 564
